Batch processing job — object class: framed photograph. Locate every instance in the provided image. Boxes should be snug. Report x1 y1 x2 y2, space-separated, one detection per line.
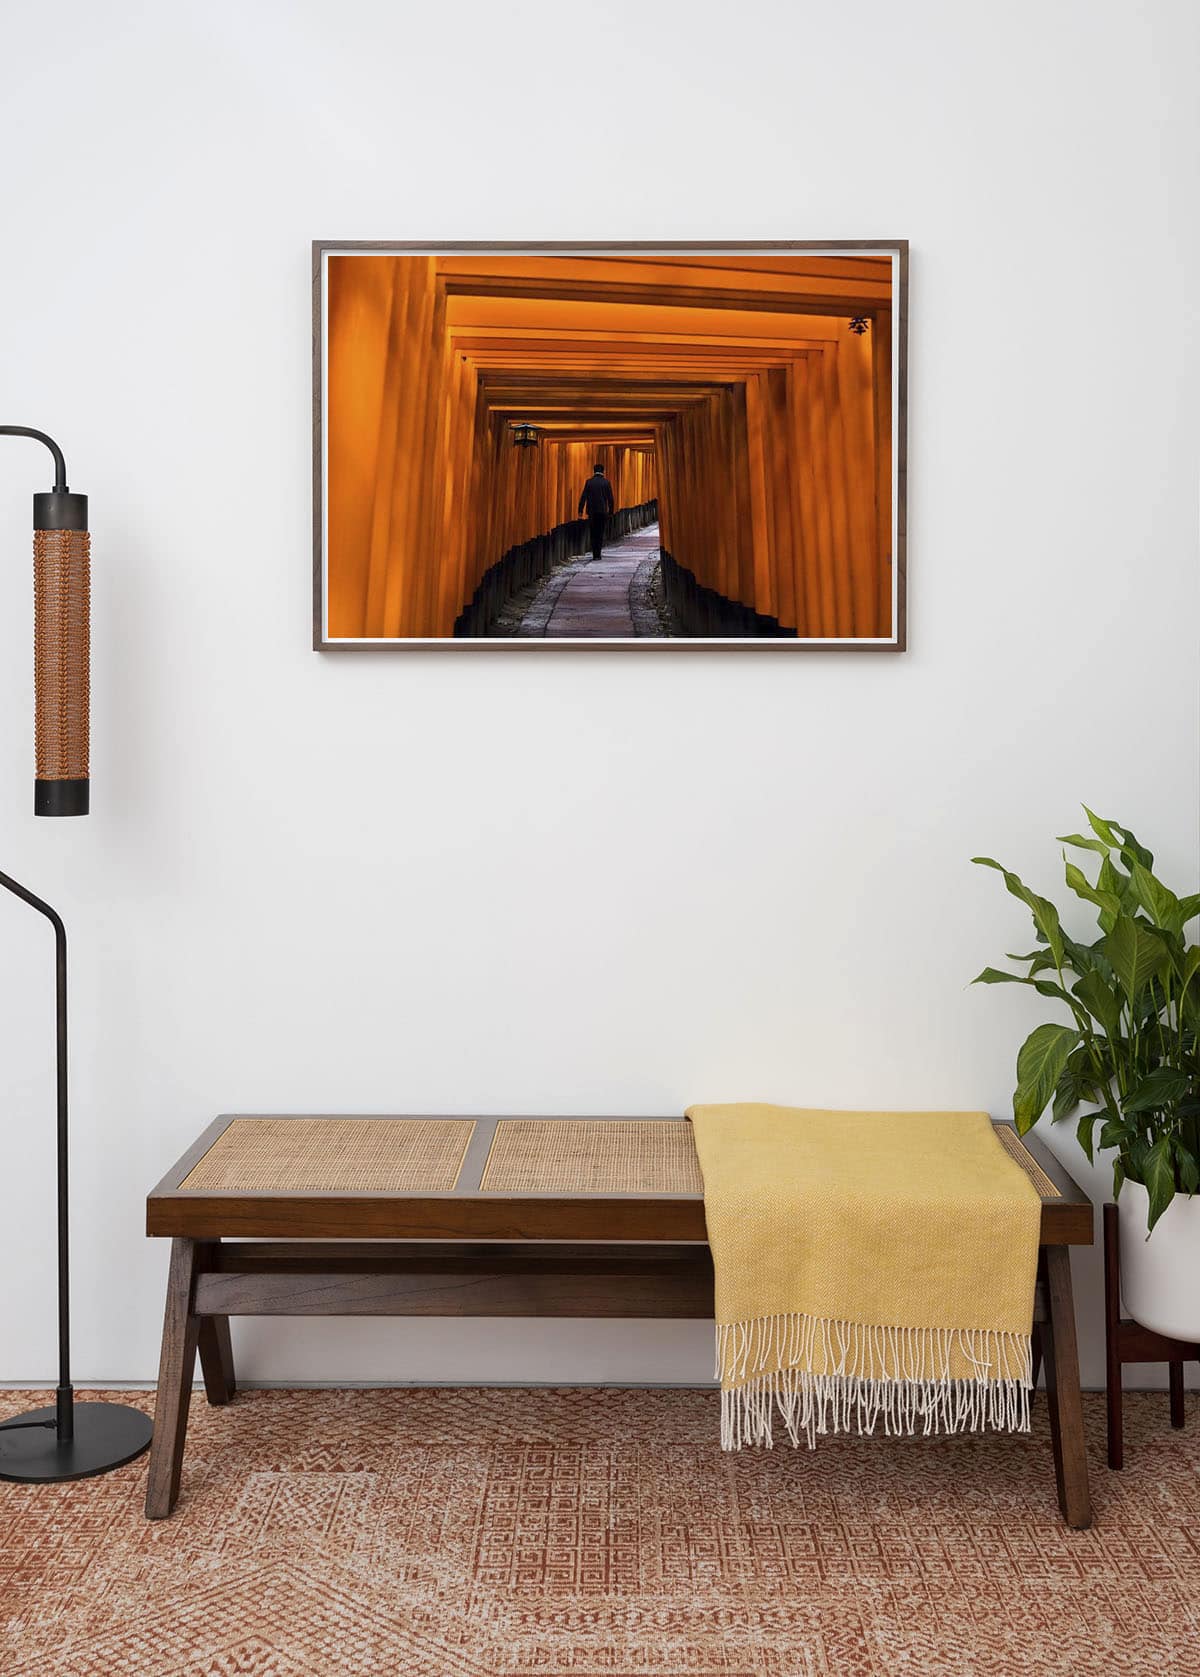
313 241 907 649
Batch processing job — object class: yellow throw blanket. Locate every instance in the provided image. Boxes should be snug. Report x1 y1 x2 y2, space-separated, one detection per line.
686 1105 1041 1450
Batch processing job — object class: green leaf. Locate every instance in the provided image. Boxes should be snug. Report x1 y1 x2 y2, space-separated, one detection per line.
1063 934 1115 984
1140 924 1194 986
972 858 1065 969
1114 823 1155 871
1099 1116 1131 1152
1064 858 1122 921
1095 858 1132 930
1053 1082 1083 1123
1105 914 1168 1003
1075 1110 1098 1164
1132 985 1165 1030
1052 1044 1102 1122
1127 861 1181 932
1123 1067 1189 1114
1175 1141 1200 1196
1057 832 1111 857
1085 810 1155 873
972 967 1077 1006
1144 1135 1176 1233
1070 969 1123 1037
1180 948 1200 1030
1124 1134 1149 1184
1083 806 1123 848
1024 949 1060 976
1013 1022 1080 1133
1113 1157 1125 1198
1098 855 1130 898
1176 892 1200 926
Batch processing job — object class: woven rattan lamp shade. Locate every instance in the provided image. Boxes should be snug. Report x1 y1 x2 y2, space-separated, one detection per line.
22 443 91 818
33 529 90 787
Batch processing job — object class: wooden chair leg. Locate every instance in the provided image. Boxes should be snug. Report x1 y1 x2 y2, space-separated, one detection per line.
1040 1245 1092 1529
1169 1360 1185 1429
1103 1203 1124 1470
146 1237 201 1520
197 1316 237 1406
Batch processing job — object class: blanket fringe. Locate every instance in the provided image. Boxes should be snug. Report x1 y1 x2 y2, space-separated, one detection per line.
716 1315 1032 1450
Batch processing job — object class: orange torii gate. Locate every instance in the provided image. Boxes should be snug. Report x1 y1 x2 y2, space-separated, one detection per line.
325 252 892 639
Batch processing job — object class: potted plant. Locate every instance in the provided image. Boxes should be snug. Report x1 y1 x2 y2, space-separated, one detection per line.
973 808 1200 1341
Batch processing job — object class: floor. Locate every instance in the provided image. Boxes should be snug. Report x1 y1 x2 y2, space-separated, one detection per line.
515 523 666 637
1 1387 1197 1676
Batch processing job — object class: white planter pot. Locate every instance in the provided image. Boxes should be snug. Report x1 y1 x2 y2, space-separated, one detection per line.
1118 1178 1200 1341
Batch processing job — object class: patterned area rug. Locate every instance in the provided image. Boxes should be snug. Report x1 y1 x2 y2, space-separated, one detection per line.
2 1387 1197 1675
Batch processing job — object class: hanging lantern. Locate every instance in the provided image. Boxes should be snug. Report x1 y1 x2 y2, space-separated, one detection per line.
509 421 540 448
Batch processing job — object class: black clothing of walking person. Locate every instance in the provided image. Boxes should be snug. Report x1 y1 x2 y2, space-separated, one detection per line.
578 463 614 561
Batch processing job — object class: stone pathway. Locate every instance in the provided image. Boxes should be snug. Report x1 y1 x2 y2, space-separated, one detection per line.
516 523 667 638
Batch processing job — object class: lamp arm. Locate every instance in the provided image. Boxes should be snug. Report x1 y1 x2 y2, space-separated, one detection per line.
0 867 67 942
0 427 69 492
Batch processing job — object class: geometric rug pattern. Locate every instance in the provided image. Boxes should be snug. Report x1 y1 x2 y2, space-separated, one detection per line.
2 1388 1197 1675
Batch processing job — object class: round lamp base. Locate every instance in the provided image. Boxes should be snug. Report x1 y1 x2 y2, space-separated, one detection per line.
0 1402 153 1483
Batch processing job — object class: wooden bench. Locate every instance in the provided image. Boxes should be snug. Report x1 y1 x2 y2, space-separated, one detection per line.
145 1114 1095 1525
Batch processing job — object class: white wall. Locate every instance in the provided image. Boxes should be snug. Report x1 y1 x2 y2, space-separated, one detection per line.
0 0 1196 1392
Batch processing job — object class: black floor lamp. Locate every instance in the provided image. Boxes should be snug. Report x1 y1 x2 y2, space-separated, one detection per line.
0 426 153 1481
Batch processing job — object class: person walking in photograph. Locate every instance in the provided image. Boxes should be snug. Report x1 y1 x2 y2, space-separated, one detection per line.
578 462 615 560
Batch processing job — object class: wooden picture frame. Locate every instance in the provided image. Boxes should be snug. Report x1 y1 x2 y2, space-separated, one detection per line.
312 241 908 650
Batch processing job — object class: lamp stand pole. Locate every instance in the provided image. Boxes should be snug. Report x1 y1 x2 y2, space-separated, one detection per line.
0 427 153 1482
0 873 153 1480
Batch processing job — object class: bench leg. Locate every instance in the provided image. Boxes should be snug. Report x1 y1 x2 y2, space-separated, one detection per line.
1040 1245 1092 1529
198 1314 237 1406
1169 1359 1186 1429
146 1237 201 1519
